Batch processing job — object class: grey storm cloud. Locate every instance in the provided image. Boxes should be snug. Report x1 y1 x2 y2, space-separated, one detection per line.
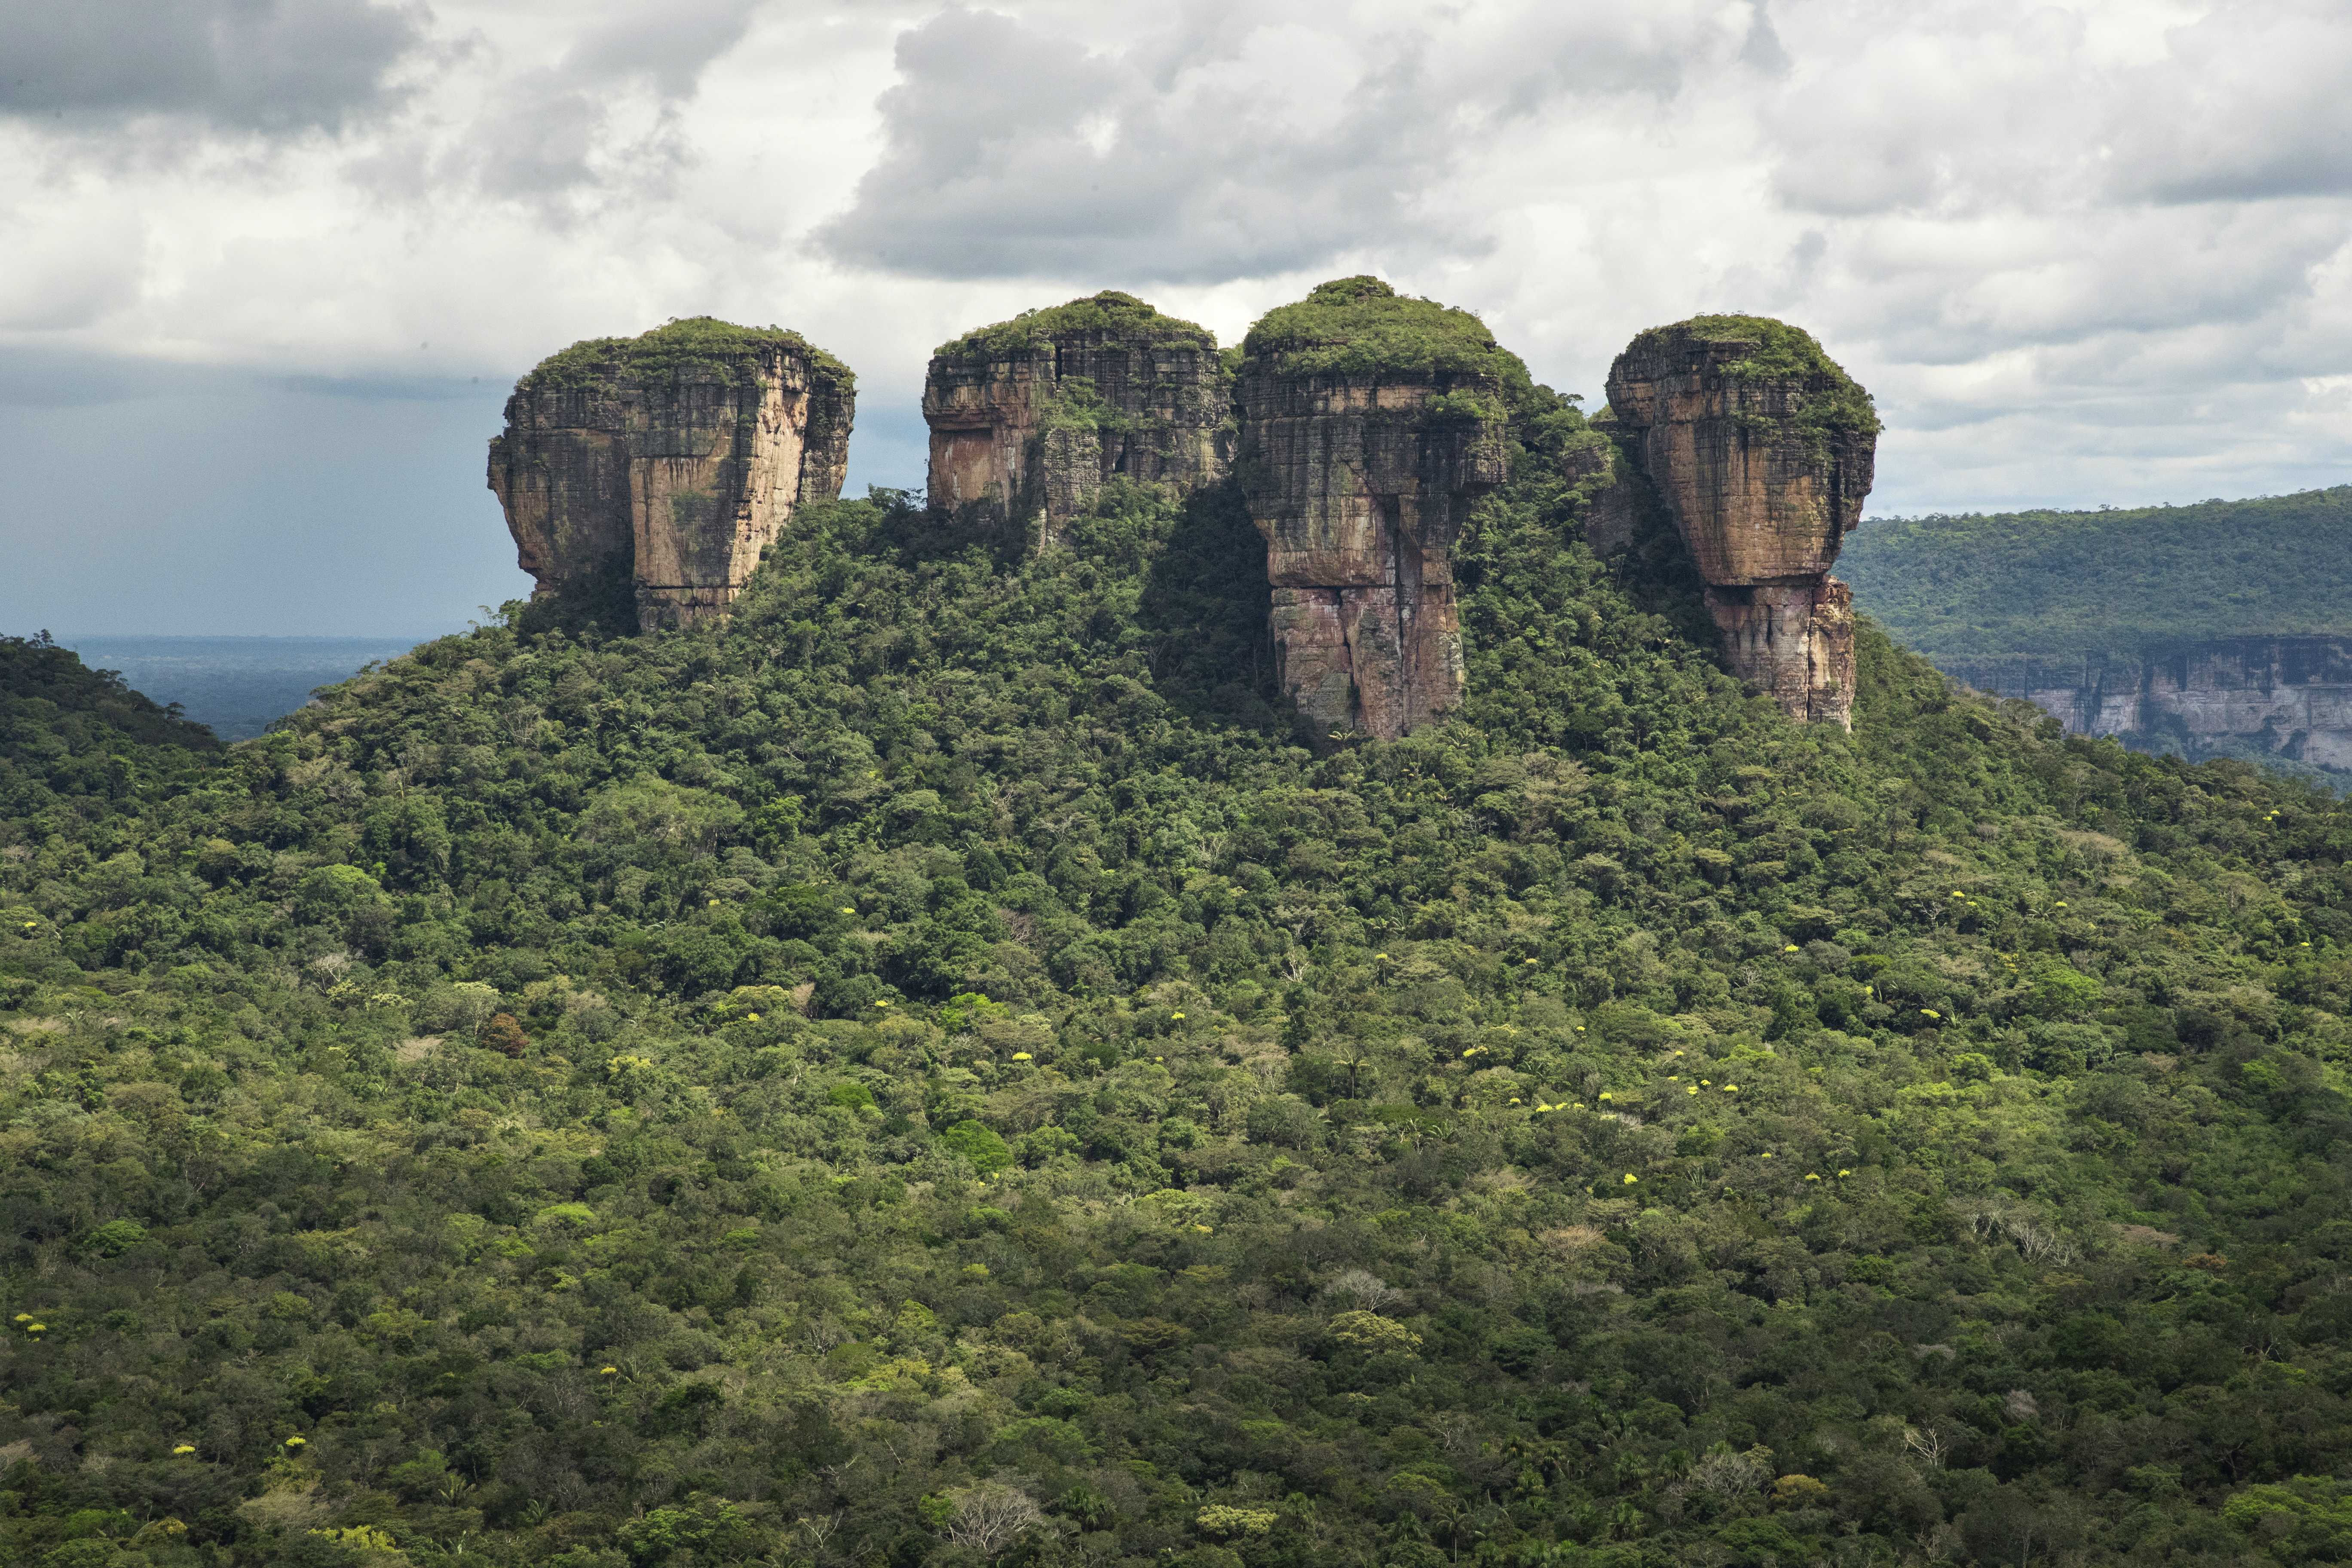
814 2 1772 282
2104 3 2352 205
818 4 1712 283
815 6 1458 282
564 0 763 101
456 0 763 203
0 0 430 132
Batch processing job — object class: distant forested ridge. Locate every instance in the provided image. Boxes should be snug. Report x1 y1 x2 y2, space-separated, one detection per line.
5 438 2352 1568
1841 489 2352 790
1838 487 2352 658
2 630 220 761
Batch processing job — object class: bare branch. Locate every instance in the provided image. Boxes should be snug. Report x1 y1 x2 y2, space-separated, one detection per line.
943 1484 1046 1557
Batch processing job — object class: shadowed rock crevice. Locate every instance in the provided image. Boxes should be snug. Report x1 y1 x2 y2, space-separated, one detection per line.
488 318 854 634
1239 277 1520 740
1602 315 1878 727
922 292 1232 538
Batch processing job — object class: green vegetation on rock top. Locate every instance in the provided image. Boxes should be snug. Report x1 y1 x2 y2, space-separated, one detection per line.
1631 315 1880 438
934 291 1218 362
1654 314 1846 381
520 315 854 395
1244 275 1530 389
1842 486 2352 657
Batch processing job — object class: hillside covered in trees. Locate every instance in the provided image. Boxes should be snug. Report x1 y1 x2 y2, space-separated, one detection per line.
5 403 2352 1568
1838 489 2352 793
1837 488 2352 658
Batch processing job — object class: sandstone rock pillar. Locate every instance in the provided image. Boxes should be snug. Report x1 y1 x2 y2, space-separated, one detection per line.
1603 316 1877 728
922 292 1231 536
923 347 1057 519
1237 278 1516 740
489 318 854 633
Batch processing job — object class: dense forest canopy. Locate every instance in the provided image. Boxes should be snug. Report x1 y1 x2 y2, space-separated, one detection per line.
1838 487 2352 658
5 380 2352 1568
2 634 220 761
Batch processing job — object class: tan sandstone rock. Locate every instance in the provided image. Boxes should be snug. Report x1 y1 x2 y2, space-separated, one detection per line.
1238 278 1516 740
1603 316 1878 727
489 318 853 632
1707 579 1859 727
923 292 1230 535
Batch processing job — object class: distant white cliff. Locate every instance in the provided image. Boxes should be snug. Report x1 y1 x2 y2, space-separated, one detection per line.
1938 637 2352 775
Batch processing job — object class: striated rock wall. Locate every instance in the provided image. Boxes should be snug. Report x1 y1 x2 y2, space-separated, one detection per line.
1560 430 1648 558
1243 375 1503 737
1707 580 1858 728
1604 316 1877 727
1239 278 1516 740
489 319 853 632
923 293 1230 534
923 347 1055 519
1940 638 2352 772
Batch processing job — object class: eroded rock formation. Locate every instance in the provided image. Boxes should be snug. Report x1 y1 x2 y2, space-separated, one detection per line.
1602 317 1878 727
1239 278 1514 739
923 292 1230 534
489 318 853 632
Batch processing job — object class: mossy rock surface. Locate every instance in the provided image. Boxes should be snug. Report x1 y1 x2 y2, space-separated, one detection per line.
935 291 1217 362
1629 314 1879 437
1243 276 1529 393
1034 375 1133 437
521 316 854 395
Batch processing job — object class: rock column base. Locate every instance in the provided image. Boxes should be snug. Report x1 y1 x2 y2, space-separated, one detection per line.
1706 576 1855 729
1272 588 1355 729
1270 582 1464 741
637 584 740 631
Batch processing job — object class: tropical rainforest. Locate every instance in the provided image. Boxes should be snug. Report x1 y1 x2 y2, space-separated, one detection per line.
5 384 2352 1568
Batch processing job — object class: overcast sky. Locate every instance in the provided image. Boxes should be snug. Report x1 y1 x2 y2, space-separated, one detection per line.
3 0 2347 636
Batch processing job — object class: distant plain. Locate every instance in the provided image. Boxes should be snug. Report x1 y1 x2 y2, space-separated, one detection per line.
52 635 428 742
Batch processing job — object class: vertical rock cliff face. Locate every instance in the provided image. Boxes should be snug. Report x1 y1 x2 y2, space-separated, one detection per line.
1603 317 1877 727
489 318 854 632
1239 278 1516 740
923 292 1230 534
1939 639 2352 772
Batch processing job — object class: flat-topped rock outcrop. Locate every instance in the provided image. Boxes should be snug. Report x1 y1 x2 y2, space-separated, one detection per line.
923 292 1230 534
1603 316 1878 726
489 318 854 632
1238 277 1517 740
